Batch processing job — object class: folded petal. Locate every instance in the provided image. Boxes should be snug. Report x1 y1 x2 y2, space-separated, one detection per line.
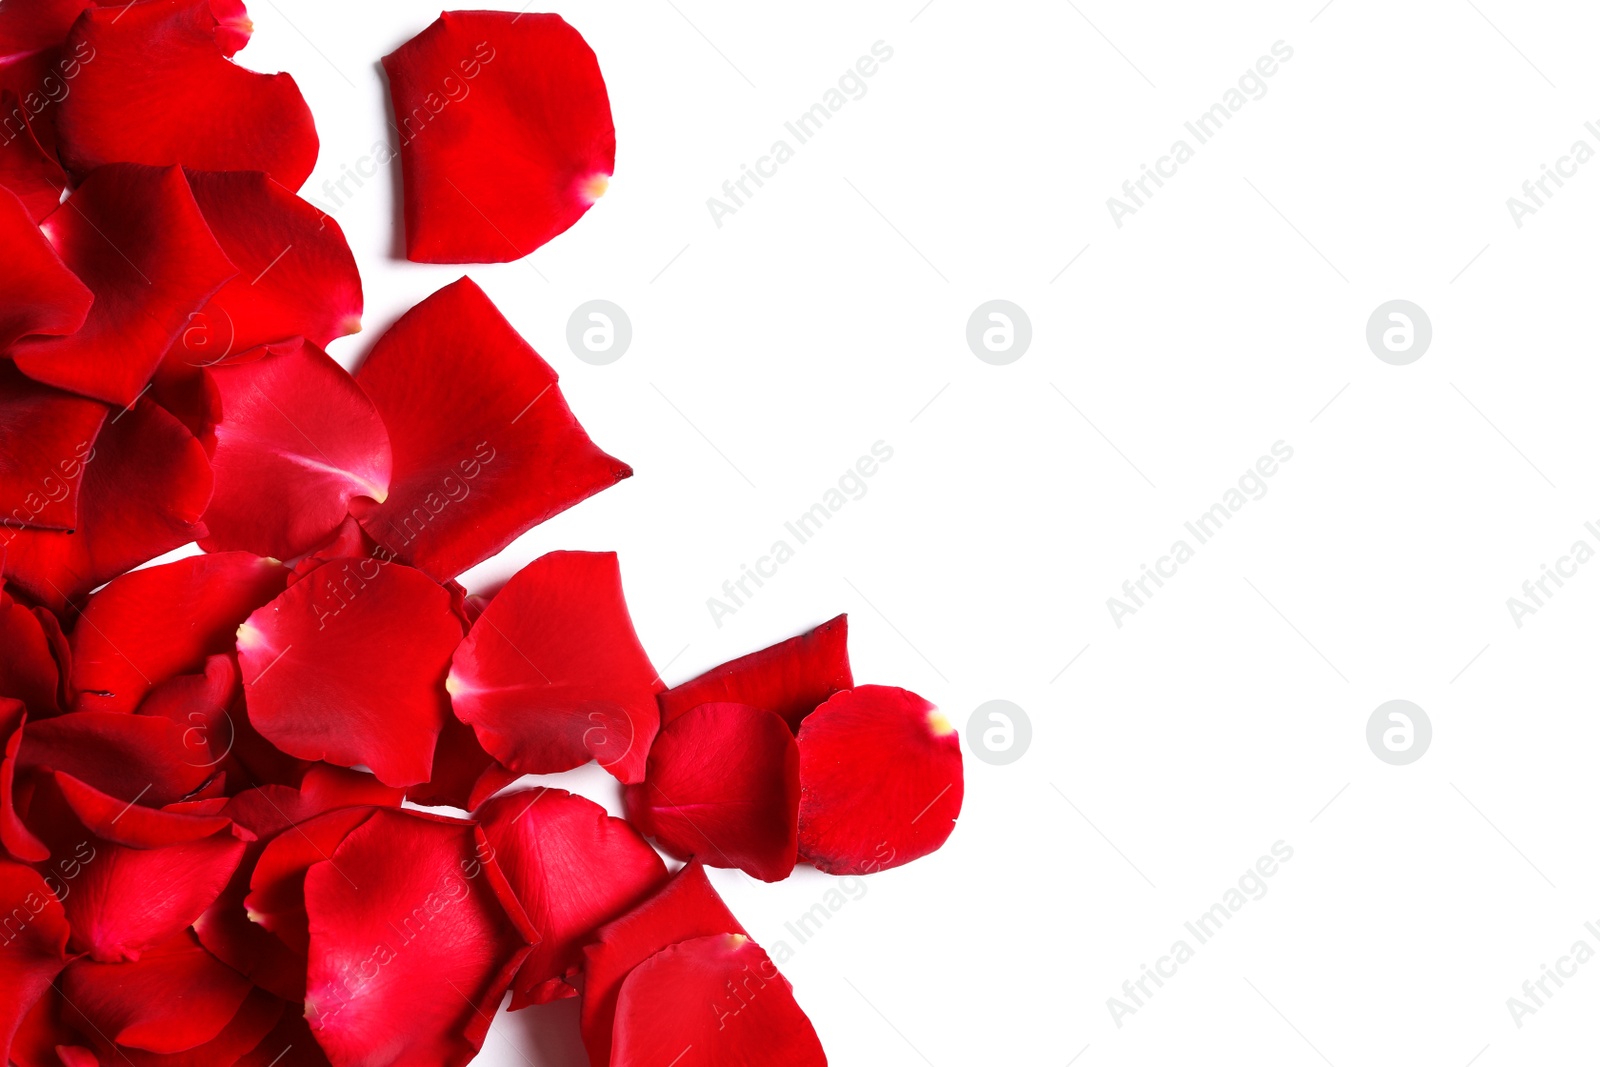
0 699 47 861
239 558 462 787
448 551 660 784
64 988 284 1067
478 788 665 1008
351 277 630 581
56 0 318 188
60 931 252 1054
580 860 746 1067
202 341 390 558
247 806 377 956
17 710 215 805
660 615 852 732
401 713 517 813
0 0 94 152
0 186 91 351
0 364 104 534
0 587 67 716
304 809 532 1067
611 934 825 1067
0 93 70 221
624 703 798 882
0 860 72 1066
382 11 613 263
797 685 963 875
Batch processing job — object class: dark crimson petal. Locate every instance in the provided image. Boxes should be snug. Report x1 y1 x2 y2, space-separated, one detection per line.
0 860 72 1066
60 931 251 1053
0 0 93 152
56 0 318 188
304 809 533 1067
17 710 214 805
382 11 613 263
660 615 852 732
0 398 212 611
239 558 462 787
237 1012 335 1067
0 95 69 222
201 341 390 558
0 363 105 534
135 653 238 771
402 713 517 812
10 164 236 407
0 186 91 350
28 772 247 962
183 170 363 357
478 788 665 1008
797 685 963 875
351 278 630 581
623 703 799 882
70 552 287 714
64 988 283 1067
0 699 47 860
580 860 746 1067
448 551 661 784
0 586 65 716
611 934 825 1067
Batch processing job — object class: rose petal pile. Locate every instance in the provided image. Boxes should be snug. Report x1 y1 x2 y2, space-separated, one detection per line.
0 4 963 1066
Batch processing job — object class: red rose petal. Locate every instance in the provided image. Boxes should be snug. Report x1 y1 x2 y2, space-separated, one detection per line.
0 364 104 534
382 12 614 263
201 341 391 559
351 277 630 581
660 615 852 732
0 586 67 716
402 714 517 813
237 1012 335 1067
0 860 72 1065
0 699 48 861
246 805 376 956
134 653 238 771
797 685 963 875
448 551 661 784
580 860 746 1067
303 808 532 1067
10 164 236 408
207 0 251 57
611 934 825 1067
0 397 213 611
624 703 799 882
182 169 363 360
239 558 462 787
0 186 91 351
69 552 286 714
17 710 215 805
56 0 318 188
0 0 93 153
0 96 70 222
477 788 666 1008
64 987 284 1067
60 931 252 1054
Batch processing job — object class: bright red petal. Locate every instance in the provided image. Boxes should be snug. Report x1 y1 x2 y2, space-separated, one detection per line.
351 277 630 581
0 185 91 350
579 860 746 1067
0 364 104 534
660 615 852 732
69 552 287 714
382 12 613 263
796 685 963 875
477 788 665 1008
10 164 236 407
201 341 390 559
246 805 376 956
56 0 317 188
611 934 826 1067
239 559 462 787
60 932 252 1054
0 93 69 221
17 710 215 805
0 860 72 1065
624 703 798 882
402 713 517 813
64 988 284 1067
0 0 93 153
448 551 660 784
303 809 532 1067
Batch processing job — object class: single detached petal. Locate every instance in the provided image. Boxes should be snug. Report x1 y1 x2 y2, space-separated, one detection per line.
351 277 630 581
0 186 91 350
448 551 661 784
611 934 826 1067
239 558 462 787
0 363 105 533
10 164 237 408
382 11 613 263
624 703 799 882
0 397 213 611
796 686 963 875
60 931 252 1054
304 809 532 1067
0 93 70 221
580 860 746 1067
182 169 363 359
70 552 287 714
202 341 391 558
659 615 852 732
56 0 318 188
17 710 215 805
0 860 72 1066
477 788 665 1008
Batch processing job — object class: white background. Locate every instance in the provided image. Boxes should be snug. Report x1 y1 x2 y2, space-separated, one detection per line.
208 1 1600 1063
